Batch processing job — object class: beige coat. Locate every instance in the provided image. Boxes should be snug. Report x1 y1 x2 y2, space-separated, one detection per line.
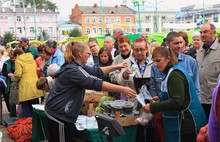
13 53 43 102
197 38 220 104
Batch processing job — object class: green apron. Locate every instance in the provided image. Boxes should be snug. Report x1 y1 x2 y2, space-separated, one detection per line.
160 64 207 142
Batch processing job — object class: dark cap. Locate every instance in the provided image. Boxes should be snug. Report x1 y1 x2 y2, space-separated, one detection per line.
20 36 29 42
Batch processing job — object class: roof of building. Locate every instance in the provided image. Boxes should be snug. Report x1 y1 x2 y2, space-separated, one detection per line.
0 7 57 14
78 4 135 15
176 8 220 18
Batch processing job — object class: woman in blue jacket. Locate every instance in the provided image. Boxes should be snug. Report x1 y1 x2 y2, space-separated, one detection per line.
45 41 137 142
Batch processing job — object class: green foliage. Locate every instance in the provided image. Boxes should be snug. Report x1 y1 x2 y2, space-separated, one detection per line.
69 28 82 37
19 0 58 12
2 32 16 46
105 32 111 36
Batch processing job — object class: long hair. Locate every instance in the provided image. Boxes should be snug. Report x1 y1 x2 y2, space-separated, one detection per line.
152 46 178 67
98 47 113 64
64 41 88 63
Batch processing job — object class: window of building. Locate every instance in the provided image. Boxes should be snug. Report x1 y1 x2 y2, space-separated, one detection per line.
17 27 22 34
30 27 34 33
37 27 42 34
49 27 53 34
37 16 42 22
92 27 97 34
125 17 131 23
110 17 115 23
98 27 102 34
213 14 218 22
0 16 3 19
85 17 90 23
48 16 53 22
145 16 150 20
162 16 166 20
105 17 109 23
86 28 91 34
98 17 102 23
17 16 21 22
9 27 14 33
92 18 96 24
116 17 121 23
8 16 14 22
105 28 109 33
29 16 34 22
145 28 150 32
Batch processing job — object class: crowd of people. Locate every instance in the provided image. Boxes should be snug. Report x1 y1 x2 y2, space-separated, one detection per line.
0 22 219 142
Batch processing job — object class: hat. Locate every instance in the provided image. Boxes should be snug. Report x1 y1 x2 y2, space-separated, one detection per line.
20 36 29 42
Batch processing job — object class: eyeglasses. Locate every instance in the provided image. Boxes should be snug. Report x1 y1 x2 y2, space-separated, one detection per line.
133 48 145 52
89 45 97 48
83 52 92 56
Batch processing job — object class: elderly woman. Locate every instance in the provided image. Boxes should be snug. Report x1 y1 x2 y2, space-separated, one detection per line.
45 41 136 142
13 48 43 117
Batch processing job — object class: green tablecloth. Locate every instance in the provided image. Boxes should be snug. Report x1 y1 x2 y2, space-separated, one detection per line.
32 108 137 142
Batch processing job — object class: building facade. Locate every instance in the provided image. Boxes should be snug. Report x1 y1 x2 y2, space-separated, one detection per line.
138 11 176 33
70 4 136 35
0 7 58 39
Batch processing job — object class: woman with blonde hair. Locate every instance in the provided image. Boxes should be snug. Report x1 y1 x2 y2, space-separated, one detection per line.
45 41 136 142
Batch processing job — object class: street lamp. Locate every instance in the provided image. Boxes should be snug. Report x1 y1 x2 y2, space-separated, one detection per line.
33 0 37 39
202 0 205 23
99 0 103 35
132 0 145 33
22 0 27 36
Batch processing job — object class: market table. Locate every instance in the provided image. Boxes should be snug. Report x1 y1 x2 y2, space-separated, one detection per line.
32 108 137 142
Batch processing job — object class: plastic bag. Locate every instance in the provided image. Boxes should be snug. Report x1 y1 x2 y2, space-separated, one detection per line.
135 112 154 126
136 85 152 106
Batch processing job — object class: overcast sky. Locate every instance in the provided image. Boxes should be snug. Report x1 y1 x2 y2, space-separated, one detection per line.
51 0 219 20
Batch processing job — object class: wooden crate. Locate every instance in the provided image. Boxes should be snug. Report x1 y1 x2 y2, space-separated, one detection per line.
87 103 139 127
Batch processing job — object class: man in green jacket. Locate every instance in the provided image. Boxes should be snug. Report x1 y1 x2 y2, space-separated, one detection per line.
20 36 39 59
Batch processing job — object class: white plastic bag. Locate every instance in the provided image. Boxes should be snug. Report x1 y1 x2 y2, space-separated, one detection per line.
136 85 152 106
135 112 154 126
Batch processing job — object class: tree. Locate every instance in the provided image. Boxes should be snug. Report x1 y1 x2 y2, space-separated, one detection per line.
2 32 17 46
19 0 58 12
69 28 82 37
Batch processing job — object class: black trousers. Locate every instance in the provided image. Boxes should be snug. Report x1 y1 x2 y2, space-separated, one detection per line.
202 104 211 121
47 116 79 142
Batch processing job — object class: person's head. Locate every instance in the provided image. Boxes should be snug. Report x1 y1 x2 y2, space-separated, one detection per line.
178 31 189 47
117 36 131 56
192 31 202 50
47 64 60 78
133 38 148 62
5 46 11 53
152 46 178 72
36 77 49 91
98 47 112 64
104 36 115 51
37 44 46 58
88 37 99 56
45 40 58 55
200 23 216 46
42 46 51 61
64 41 91 65
19 36 29 49
139 32 149 42
166 32 184 54
8 49 15 62
14 48 24 58
113 27 124 40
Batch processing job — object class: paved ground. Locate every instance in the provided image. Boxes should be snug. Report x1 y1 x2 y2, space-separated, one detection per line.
0 101 16 142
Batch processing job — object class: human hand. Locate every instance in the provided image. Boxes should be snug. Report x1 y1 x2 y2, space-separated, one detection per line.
122 69 132 80
8 73 14 78
143 103 151 113
151 96 160 102
117 62 128 69
122 87 136 98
